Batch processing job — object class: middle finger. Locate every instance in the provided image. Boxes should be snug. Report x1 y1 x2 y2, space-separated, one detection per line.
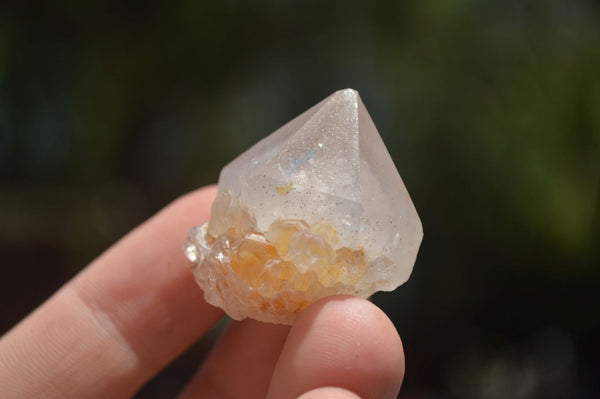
178 319 289 399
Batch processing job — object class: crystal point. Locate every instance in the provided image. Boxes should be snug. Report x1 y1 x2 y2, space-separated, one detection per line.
186 89 423 324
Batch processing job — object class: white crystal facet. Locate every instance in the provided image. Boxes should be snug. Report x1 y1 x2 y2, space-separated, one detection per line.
185 88 423 324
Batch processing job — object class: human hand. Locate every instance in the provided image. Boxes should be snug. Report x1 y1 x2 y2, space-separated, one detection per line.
0 186 404 398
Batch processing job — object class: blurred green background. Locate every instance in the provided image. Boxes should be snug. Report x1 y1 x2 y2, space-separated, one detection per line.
1 0 599 398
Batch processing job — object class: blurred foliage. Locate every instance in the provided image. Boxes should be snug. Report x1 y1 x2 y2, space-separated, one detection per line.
1 0 599 398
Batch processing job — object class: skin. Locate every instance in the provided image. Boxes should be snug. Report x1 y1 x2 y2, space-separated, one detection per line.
0 185 405 398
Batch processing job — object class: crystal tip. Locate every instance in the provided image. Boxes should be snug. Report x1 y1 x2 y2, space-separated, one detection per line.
334 88 359 98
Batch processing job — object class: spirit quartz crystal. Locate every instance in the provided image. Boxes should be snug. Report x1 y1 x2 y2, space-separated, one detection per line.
185 89 423 324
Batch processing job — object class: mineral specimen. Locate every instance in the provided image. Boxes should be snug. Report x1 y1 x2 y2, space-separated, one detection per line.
185 88 422 324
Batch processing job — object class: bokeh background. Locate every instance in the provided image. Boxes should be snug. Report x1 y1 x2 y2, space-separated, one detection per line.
1 1 599 398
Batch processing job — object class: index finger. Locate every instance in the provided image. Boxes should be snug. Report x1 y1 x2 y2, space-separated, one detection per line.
0 186 223 398
267 296 405 399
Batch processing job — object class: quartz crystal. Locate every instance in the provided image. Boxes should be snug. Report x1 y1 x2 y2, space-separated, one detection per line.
185 89 423 324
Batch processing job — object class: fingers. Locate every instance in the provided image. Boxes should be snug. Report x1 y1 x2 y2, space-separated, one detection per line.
178 320 289 399
0 186 223 398
267 296 404 399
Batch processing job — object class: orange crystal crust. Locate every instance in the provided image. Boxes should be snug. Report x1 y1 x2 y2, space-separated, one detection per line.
184 191 392 324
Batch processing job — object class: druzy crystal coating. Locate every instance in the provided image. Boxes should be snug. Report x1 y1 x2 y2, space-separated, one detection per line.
185 89 423 324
